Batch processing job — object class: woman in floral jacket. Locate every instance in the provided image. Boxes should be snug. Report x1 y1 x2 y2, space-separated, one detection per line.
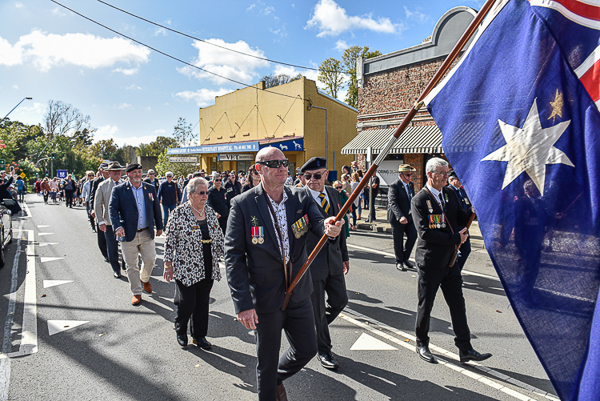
163 177 225 349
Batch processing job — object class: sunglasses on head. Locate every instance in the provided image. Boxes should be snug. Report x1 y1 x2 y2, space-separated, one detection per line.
304 172 324 180
256 159 289 169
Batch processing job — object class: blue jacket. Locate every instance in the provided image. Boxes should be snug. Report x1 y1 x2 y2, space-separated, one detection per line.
109 181 164 242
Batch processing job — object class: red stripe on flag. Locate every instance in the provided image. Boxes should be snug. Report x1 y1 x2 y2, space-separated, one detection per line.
579 60 600 102
552 0 600 21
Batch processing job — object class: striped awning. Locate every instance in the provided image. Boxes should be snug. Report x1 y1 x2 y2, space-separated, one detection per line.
341 125 443 155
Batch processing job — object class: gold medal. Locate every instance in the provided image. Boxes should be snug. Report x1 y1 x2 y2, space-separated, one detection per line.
258 237 264 244
252 237 258 244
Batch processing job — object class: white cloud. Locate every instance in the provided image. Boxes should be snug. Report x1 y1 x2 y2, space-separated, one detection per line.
115 103 133 110
404 7 429 24
95 124 119 141
0 30 150 72
12 84 19 90
126 84 142 90
15 2 24 8
306 0 399 37
154 129 166 134
94 126 159 148
51 7 67 17
273 64 318 83
177 38 269 85
153 27 167 37
335 40 348 52
175 88 231 107
12 102 45 118
112 67 139 75
113 135 157 147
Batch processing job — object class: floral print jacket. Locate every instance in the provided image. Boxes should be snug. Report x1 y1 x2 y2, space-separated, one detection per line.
164 202 225 286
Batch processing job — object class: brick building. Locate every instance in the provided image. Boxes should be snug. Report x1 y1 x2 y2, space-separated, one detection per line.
341 6 477 194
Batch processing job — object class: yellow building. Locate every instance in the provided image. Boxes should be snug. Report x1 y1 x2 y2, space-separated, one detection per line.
168 77 358 179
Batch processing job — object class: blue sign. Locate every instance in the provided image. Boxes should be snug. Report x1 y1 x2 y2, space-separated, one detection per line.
57 170 68 179
259 138 304 152
167 141 259 155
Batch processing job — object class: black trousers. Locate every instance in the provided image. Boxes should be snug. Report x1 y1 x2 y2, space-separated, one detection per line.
453 238 471 271
65 189 74 207
96 223 108 260
256 298 317 401
311 274 348 354
415 263 472 352
174 278 214 339
390 216 417 264
104 225 121 274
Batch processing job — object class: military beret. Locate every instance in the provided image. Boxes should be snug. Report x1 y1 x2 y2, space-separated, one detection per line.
125 163 143 173
300 157 327 172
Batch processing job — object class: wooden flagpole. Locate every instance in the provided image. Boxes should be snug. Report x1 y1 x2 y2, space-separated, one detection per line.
281 0 498 310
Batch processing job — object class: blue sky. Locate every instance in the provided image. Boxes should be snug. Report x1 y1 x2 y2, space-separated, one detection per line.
0 0 483 147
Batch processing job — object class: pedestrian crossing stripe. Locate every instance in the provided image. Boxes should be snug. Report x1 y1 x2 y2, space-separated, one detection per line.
47 320 89 336
37 225 50 228
37 233 54 236
40 257 64 263
350 333 397 351
43 280 73 288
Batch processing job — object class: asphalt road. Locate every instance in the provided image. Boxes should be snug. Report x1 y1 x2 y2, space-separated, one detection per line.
0 194 559 401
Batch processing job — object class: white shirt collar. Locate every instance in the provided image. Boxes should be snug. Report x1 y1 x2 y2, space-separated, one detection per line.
426 184 441 199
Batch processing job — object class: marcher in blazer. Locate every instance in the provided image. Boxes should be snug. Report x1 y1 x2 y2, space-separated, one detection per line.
301 157 349 371
110 163 164 305
226 148 343 401
95 161 125 278
387 164 418 271
90 163 110 261
447 171 472 271
411 157 491 365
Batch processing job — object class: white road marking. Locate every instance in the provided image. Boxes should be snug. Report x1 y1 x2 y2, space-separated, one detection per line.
43 280 73 289
40 257 64 263
47 320 89 336
340 308 558 401
350 333 397 351
37 225 50 228
37 242 58 247
37 233 54 236
346 243 500 281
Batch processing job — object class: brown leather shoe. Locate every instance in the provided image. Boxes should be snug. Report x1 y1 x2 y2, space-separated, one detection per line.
276 383 288 401
131 295 142 305
142 281 152 293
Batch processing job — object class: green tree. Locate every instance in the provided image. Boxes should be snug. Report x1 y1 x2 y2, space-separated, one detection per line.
136 136 179 157
342 46 382 108
155 148 197 177
90 139 118 160
318 58 345 99
172 117 195 146
261 73 303 89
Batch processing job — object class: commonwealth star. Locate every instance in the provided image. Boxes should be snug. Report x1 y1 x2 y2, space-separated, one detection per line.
481 98 573 196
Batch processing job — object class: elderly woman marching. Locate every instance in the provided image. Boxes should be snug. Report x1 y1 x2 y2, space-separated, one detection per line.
163 177 225 349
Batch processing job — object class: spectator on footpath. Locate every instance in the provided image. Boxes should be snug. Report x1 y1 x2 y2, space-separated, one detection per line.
163 177 224 349
158 171 181 228
0 174 22 214
350 173 361 229
34 179 41 196
110 163 163 305
15 176 26 203
241 165 260 193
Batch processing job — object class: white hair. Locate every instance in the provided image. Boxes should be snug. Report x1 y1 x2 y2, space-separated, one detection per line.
166 171 173 177
426 157 448 173
187 177 209 195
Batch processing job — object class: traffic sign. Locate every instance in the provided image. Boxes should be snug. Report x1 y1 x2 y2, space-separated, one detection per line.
57 170 68 179
0 159 5 169
19 172 26 179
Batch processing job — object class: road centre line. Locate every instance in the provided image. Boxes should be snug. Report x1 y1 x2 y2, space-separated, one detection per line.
341 307 559 401
346 243 499 281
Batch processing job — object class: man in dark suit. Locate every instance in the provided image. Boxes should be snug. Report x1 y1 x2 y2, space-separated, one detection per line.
447 171 472 271
110 163 164 305
387 164 417 271
89 163 109 262
226 148 343 401
411 157 491 365
301 157 349 371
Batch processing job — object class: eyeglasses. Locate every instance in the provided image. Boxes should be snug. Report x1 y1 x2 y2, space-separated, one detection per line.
304 172 324 180
432 171 449 176
256 159 289 169
194 191 208 196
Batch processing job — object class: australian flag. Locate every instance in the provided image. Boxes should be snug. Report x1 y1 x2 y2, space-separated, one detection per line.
425 0 600 399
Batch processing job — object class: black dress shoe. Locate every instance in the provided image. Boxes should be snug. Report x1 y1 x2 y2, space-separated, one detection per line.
176 333 188 347
104 257 110 263
416 345 436 363
459 349 492 363
113 272 121 279
276 383 288 401
193 337 212 349
318 352 339 370
396 262 407 271
404 260 415 269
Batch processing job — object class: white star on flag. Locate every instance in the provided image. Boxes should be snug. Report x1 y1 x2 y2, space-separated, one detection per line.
481 98 574 195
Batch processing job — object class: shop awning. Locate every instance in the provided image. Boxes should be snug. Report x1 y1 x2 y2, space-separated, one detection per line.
341 125 443 155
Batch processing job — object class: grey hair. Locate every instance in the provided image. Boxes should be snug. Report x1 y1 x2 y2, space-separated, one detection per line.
212 172 220 180
426 157 448 173
187 177 209 195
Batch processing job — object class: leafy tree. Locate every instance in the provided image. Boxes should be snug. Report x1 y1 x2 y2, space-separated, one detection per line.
173 117 195 146
136 136 178 157
90 139 118 160
261 73 303 89
342 46 382 108
318 58 345 99
155 148 197 177
71 128 94 148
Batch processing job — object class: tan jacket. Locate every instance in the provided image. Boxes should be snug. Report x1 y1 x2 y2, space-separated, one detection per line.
94 179 120 226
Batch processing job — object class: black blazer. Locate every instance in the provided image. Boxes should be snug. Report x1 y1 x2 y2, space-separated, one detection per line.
225 184 327 314
387 178 414 222
411 186 472 270
304 186 349 281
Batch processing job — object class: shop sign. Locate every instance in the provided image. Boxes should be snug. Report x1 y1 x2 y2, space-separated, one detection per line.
259 138 304 152
218 154 254 161
167 141 259 155
168 156 198 163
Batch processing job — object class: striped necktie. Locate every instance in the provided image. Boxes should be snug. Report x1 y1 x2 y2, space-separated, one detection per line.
318 193 330 213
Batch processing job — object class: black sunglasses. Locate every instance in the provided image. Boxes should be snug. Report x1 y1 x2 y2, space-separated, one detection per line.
194 191 208 195
335 186 342 189
256 159 289 169
304 172 324 180
214 179 222 182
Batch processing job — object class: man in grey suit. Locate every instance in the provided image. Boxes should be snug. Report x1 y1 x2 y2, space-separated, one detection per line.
226 148 343 401
302 157 349 371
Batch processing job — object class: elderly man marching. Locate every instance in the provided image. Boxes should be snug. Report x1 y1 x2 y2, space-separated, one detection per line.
110 163 163 305
226 148 343 401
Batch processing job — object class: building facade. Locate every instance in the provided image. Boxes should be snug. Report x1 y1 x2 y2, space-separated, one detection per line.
342 6 477 191
169 77 358 180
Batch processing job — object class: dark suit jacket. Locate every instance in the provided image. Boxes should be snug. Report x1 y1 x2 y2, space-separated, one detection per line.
89 176 105 210
143 177 160 188
448 185 470 214
109 181 163 242
387 178 414 223
304 186 348 281
225 184 328 314
411 186 471 270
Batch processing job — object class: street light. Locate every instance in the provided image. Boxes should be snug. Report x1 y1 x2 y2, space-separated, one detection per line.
3 97 33 120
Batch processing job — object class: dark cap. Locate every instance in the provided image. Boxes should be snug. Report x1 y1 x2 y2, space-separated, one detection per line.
300 157 327 173
125 163 143 173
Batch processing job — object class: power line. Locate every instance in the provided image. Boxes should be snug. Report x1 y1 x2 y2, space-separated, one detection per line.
97 0 318 72
50 0 311 103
